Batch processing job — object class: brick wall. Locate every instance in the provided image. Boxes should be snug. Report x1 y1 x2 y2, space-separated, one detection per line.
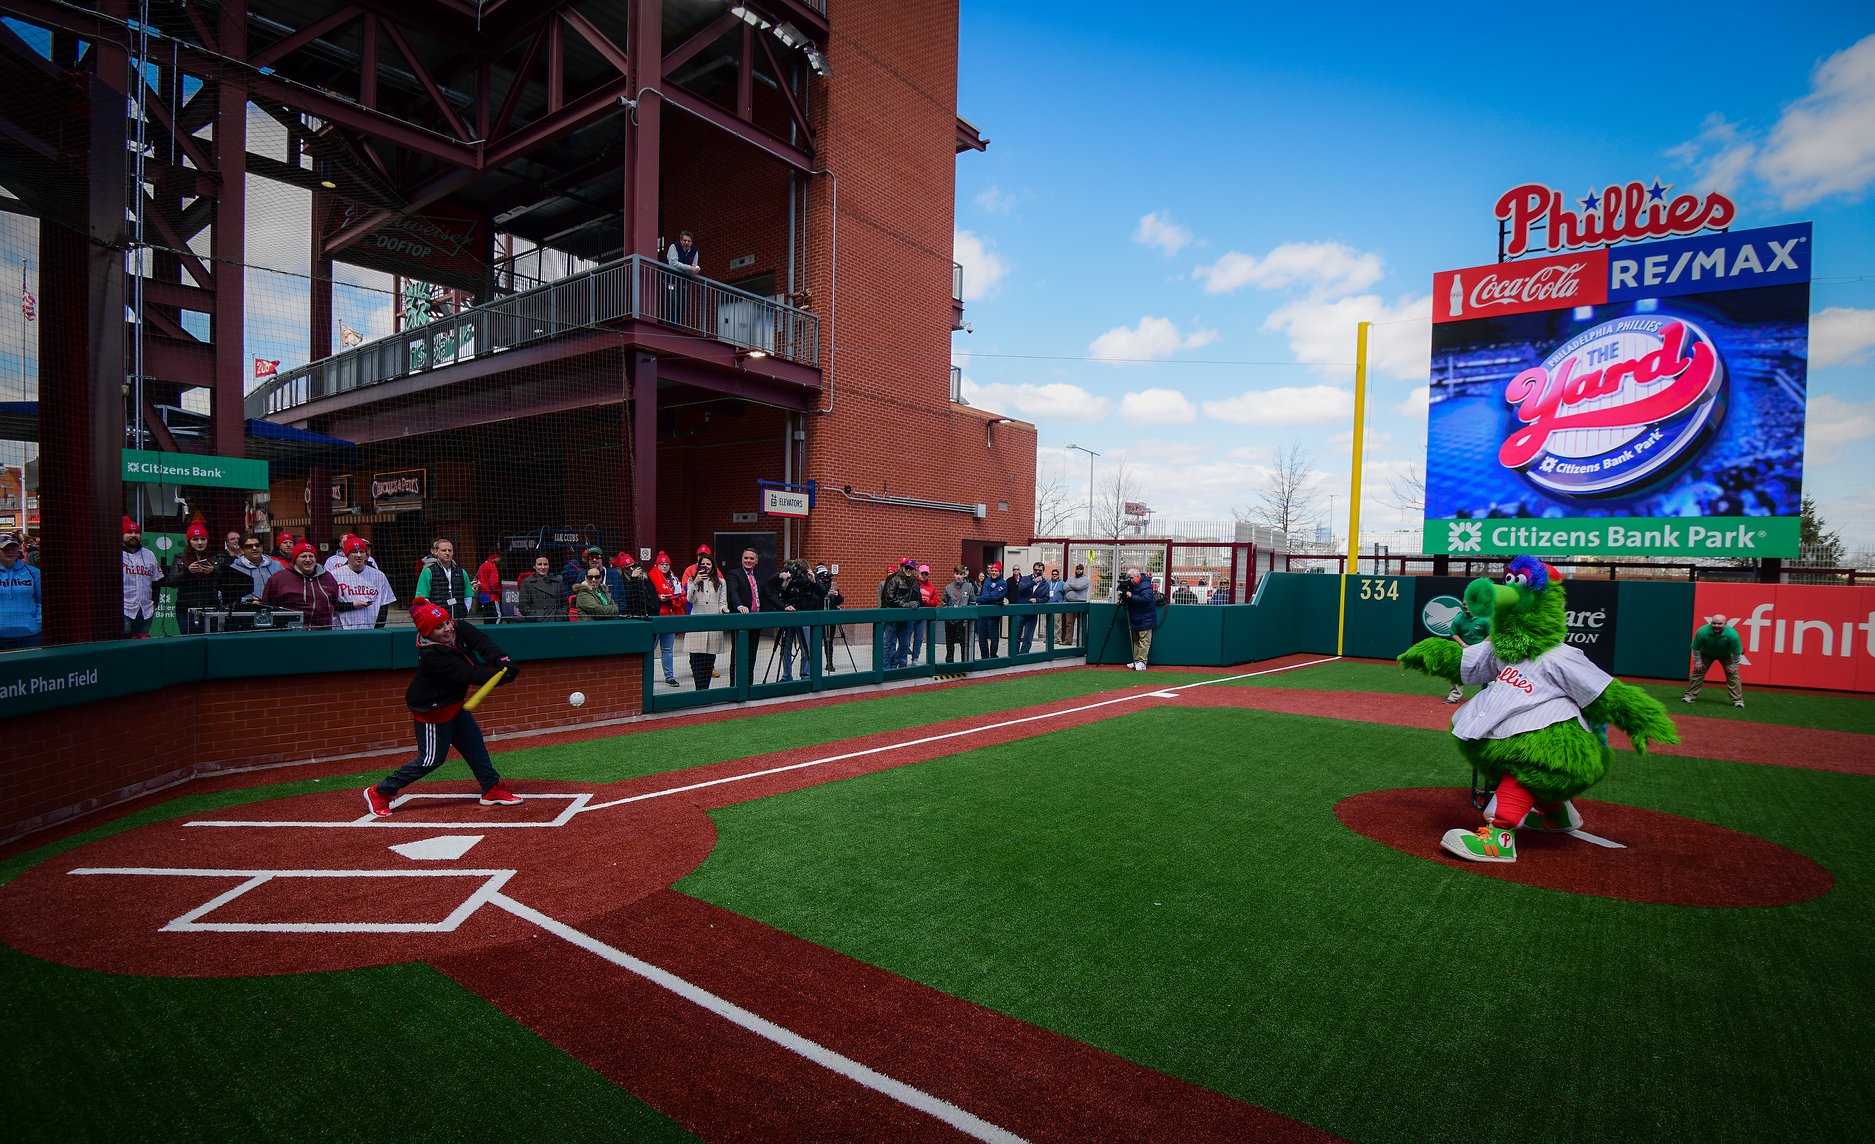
3 657 642 844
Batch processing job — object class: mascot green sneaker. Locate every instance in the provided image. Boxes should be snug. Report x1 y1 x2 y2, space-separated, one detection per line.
1483 793 1582 832
1441 825 1518 863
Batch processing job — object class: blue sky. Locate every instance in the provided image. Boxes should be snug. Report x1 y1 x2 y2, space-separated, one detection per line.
950 3 1875 553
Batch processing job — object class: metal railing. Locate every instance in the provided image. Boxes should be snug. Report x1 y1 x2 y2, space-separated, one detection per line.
247 256 820 418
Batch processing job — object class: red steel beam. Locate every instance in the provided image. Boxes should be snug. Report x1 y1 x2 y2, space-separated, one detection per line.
381 19 472 141
248 5 362 70
659 86 814 173
562 8 630 78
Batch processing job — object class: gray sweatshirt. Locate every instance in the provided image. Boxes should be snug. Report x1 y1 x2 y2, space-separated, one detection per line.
1062 572 1091 602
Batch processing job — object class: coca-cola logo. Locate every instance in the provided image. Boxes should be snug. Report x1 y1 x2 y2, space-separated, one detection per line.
1468 262 1588 310
1499 315 1723 495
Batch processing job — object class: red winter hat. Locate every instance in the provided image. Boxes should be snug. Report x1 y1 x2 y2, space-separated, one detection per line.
291 542 317 560
342 536 371 555
656 550 671 564
184 521 210 540
616 552 637 567
696 544 712 556
122 516 141 534
409 597 451 637
988 562 1001 573
899 557 916 568
277 532 296 548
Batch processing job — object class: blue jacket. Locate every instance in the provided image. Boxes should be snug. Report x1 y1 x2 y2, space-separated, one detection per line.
0 560 41 640
976 574 1009 606
1124 575 1161 630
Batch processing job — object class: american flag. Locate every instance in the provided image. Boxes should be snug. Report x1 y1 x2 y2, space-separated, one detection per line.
19 261 34 322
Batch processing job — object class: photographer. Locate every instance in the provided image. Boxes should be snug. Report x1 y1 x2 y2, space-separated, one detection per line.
815 564 844 672
766 560 825 682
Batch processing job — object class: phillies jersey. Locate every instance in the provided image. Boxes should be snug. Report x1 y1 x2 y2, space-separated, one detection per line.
122 546 163 619
330 563 397 630
1453 641 1612 741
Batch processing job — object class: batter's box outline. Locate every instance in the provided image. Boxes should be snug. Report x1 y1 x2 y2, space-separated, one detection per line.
68 867 517 933
185 792 592 830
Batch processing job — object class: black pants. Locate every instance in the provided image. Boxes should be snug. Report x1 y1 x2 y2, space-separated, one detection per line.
376 710 501 796
977 616 1000 658
945 620 969 662
689 653 716 690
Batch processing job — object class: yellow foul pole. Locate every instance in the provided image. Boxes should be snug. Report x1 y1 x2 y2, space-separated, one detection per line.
1335 321 1370 656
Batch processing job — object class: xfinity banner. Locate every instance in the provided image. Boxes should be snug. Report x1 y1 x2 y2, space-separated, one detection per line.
1424 222 1811 558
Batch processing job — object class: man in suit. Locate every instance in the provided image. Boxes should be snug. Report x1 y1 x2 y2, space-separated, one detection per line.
723 547 767 681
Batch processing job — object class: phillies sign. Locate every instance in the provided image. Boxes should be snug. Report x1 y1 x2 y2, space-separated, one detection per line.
1495 179 1736 258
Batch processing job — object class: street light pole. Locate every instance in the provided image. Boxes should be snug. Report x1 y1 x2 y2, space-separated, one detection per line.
1064 443 1099 535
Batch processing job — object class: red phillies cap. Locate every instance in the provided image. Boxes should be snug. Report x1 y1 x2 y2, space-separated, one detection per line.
988 562 1001 573
122 516 141 534
696 544 712 555
656 550 671 563
184 521 209 539
342 536 371 555
291 542 317 560
409 597 451 637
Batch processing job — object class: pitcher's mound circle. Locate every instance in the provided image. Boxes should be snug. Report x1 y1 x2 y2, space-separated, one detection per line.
1336 788 1832 907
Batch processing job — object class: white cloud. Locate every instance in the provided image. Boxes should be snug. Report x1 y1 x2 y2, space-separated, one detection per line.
1805 395 1875 465
1226 443 1275 464
1262 293 1432 380
1328 429 1393 455
1811 306 1875 367
1394 386 1431 418
953 229 1009 301
1133 211 1192 257
1201 385 1352 427
1757 34 1875 207
975 185 1021 214
1195 242 1384 297
1087 316 1218 364
1119 388 1197 424
1670 34 1875 209
961 378 1109 422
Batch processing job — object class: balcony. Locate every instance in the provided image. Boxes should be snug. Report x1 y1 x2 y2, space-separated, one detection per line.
247 256 820 420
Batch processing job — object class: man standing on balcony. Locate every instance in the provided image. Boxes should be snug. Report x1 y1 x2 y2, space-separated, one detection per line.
665 228 701 326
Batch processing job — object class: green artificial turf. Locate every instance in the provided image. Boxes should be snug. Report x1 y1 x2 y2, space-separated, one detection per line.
0 951 697 1142
678 706 1875 1143
1225 659 1875 734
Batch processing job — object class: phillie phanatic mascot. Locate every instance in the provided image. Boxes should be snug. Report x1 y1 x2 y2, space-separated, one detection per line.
1397 556 1680 863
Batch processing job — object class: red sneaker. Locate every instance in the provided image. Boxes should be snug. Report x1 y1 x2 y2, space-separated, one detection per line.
362 786 393 818
479 782 522 806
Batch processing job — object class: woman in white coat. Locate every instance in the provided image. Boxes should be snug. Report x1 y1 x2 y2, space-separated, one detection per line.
683 554 728 689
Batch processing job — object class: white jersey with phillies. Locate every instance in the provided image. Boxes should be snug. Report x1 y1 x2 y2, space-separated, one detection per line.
329 564 396 630
122 547 164 619
1452 641 1612 741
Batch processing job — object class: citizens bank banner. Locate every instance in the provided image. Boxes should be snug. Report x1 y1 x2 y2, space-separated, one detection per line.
1423 220 1811 558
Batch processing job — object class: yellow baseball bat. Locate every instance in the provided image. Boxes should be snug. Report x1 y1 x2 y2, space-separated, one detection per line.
462 667 507 712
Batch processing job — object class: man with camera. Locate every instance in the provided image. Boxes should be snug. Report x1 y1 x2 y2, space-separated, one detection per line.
765 560 826 681
815 564 845 672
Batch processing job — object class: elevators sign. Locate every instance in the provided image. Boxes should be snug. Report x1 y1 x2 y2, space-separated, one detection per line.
331 475 352 510
371 468 426 511
761 487 810 518
1412 575 1619 673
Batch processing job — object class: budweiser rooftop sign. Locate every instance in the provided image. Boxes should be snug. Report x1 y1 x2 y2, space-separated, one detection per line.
1433 250 1608 324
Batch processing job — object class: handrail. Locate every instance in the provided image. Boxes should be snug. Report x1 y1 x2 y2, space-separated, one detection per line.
246 255 820 418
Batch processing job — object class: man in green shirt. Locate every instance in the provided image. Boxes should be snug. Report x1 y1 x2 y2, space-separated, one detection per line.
1683 614 1745 708
1445 599 1492 703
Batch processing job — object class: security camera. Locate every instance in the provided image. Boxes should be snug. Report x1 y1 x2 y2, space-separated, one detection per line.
962 322 973 334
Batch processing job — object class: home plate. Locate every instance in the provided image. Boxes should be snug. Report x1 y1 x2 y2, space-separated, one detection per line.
391 835 484 861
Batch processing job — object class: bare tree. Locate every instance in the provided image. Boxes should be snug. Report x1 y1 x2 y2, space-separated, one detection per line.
1090 461 1146 541
1235 440 1321 542
1385 463 1425 518
1034 468 1076 537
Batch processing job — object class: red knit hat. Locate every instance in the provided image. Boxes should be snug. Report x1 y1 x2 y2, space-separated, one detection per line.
342 536 370 555
291 542 317 560
409 597 451 637
696 544 711 556
988 562 1001 573
655 550 671 564
122 516 141 534
616 551 637 567
277 532 296 549
184 521 209 540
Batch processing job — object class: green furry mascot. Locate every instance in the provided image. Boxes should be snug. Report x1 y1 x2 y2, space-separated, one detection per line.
1398 556 1680 863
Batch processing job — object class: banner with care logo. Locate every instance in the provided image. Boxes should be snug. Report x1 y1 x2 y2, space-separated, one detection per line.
1411 575 1619 672
1423 179 1811 559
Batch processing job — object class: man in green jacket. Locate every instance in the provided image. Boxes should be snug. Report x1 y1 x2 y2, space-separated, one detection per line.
1683 613 1745 708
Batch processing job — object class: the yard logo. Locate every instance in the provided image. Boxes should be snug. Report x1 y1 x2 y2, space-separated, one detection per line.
1447 521 1482 552
1422 596 1464 637
1499 315 1723 495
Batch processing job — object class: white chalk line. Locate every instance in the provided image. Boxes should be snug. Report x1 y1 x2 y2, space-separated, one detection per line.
68 867 517 933
186 793 589 831
489 893 1029 1144
574 657 1345 814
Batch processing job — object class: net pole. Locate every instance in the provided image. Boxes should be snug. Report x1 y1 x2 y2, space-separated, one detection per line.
1336 321 1370 656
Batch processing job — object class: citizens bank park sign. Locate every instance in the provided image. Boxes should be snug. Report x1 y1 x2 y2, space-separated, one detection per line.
1423 179 1812 559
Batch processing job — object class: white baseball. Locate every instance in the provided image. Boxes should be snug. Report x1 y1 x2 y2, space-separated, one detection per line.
568 691 586 707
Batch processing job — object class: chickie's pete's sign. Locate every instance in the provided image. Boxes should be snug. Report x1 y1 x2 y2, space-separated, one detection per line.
1422 179 1811 560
